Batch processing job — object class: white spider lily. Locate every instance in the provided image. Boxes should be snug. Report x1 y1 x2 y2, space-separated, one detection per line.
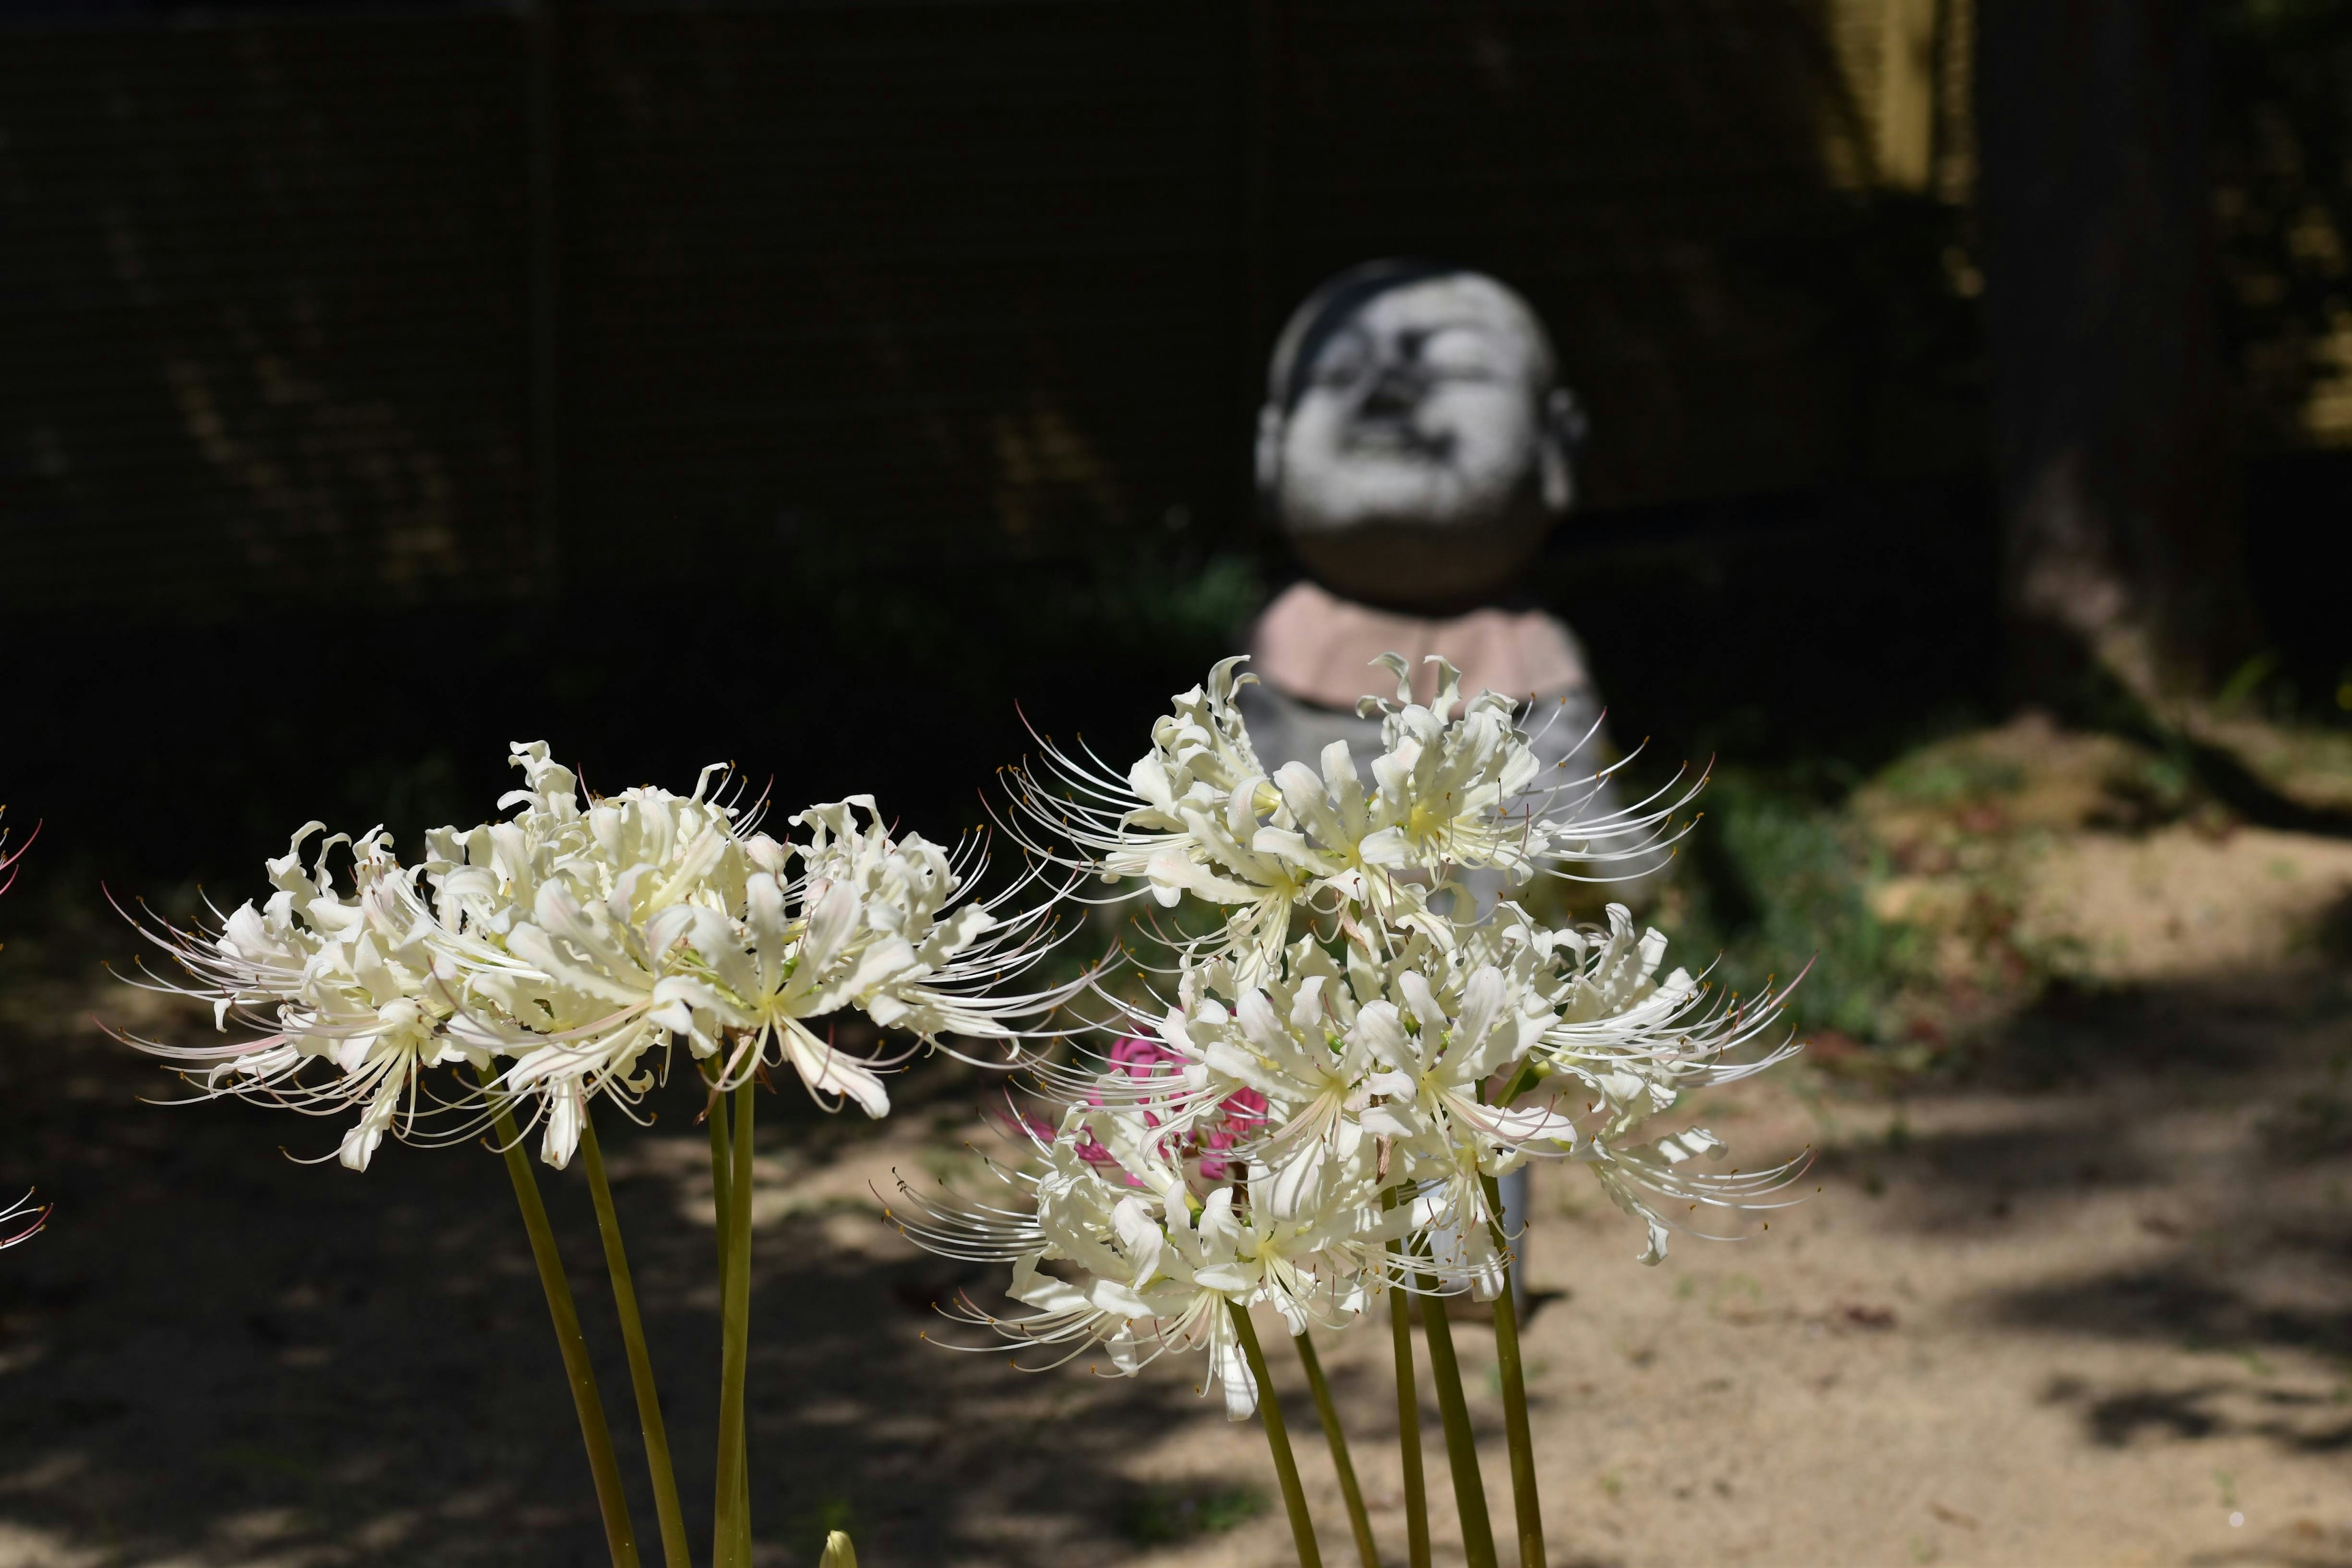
1155 947 1383 1221
1347 654 1705 886
788 797 1064 1045
417 747 763 1163
1008 653 1690 987
1530 907 1805 1103
1357 968 1571 1163
119 744 1076 1169
911 1136 1245 1392
1578 1128 1811 1265
1087 657 1273 885
1350 654 1550 879
118 824 488 1170
667 796 1071 1112
1195 992 1374 1221
908 1119 1393 1419
1003 659 1332 981
1337 963 1566 1302
477 884 729 1163
894 650 1811 1554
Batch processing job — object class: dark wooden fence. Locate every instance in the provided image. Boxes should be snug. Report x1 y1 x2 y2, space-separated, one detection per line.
2 0 1999 613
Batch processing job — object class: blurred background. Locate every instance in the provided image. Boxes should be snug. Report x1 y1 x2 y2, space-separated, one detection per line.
3 2 2352 1564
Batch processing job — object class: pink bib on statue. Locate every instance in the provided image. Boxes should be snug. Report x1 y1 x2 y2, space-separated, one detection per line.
1246 579 1593 713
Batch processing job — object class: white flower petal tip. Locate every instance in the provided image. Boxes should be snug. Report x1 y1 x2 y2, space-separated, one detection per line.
0 811 40 900
0 827 48 1238
0 1191 50 1250
817 1531 859 1568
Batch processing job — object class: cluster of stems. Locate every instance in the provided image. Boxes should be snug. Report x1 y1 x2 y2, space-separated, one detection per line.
489 1044 1548 1568
1245 1191 1545 1568
490 1055 1546 1568
477 1061 773 1568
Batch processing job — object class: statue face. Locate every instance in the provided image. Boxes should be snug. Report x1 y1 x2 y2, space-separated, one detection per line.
1275 274 1554 536
1261 272 1573 608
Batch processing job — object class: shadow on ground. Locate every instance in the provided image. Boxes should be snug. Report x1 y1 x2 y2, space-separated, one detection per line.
1807 966 2352 1462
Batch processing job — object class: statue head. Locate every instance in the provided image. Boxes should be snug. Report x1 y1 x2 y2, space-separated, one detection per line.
1256 262 1585 611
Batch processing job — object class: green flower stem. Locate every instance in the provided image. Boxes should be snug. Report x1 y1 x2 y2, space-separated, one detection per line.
1226 1300 1323 1568
706 1082 739 1567
1474 1075 1547 1567
478 1070 642 1568
734 1436 750 1562
1493 1059 1540 1110
1292 1329 1379 1568
1481 1174 1544 1568
715 1082 757 1568
733 1088 755 1558
707 1080 736 1277
579 1112 692 1568
1411 1244 1497 1568
1385 1232 1432 1568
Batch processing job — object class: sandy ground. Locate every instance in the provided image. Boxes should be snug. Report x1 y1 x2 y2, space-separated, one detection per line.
1 752 2349 1566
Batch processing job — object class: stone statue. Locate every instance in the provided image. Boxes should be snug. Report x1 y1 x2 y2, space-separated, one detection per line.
1238 262 1642 1311
1238 260 1621 850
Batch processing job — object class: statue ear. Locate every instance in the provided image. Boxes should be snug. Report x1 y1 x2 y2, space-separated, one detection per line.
1254 402 1286 500
1538 386 1587 512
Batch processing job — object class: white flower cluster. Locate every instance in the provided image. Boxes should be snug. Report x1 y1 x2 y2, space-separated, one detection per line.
902 657 1801 1417
126 743 1064 1171
1008 654 1684 982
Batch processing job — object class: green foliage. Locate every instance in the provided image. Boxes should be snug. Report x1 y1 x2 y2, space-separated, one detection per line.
1098 548 1264 651
1872 750 2024 809
1668 768 1920 1043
